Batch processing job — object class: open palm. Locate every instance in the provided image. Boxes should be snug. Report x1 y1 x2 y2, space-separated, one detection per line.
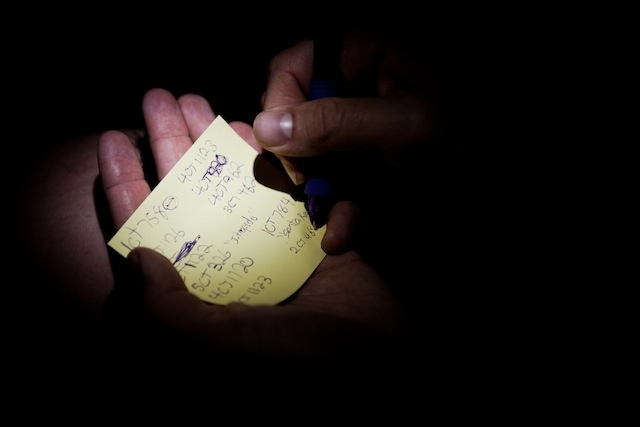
97 88 405 363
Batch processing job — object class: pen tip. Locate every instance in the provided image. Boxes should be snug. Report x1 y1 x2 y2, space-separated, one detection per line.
306 194 329 230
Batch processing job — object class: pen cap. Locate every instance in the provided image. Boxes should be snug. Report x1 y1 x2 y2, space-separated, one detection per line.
304 177 333 196
309 79 338 100
309 34 342 100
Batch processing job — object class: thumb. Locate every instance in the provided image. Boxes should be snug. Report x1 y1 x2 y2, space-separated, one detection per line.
126 247 216 333
253 94 434 160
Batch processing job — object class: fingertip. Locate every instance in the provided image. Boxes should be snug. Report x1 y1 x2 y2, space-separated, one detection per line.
253 111 292 148
126 247 157 278
321 200 361 254
126 247 217 335
127 247 182 293
229 121 262 154
142 87 172 107
99 129 127 152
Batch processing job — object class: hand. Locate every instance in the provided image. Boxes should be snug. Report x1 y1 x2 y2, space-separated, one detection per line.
254 31 436 164
97 88 406 369
253 30 443 253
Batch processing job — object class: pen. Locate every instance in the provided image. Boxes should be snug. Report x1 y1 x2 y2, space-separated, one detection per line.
304 33 342 230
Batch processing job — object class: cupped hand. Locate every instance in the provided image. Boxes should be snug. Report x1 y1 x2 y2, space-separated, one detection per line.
97 88 405 365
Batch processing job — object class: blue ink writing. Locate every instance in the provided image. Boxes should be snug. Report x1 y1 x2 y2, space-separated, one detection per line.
174 235 201 266
202 154 228 180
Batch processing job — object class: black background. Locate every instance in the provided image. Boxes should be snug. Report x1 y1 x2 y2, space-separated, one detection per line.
9 8 481 148
5 7 509 403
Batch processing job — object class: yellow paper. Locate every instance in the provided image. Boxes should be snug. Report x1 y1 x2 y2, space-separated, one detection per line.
108 116 326 305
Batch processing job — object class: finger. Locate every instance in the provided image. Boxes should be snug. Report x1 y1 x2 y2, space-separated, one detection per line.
260 32 384 110
98 129 151 228
274 154 303 186
127 247 275 354
127 247 224 333
177 93 216 141
229 121 262 154
254 94 433 158
127 247 373 360
177 93 262 154
260 39 313 109
142 88 195 179
321 200 361 254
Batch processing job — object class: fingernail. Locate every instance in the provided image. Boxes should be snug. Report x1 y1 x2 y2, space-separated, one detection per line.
253 111 292 146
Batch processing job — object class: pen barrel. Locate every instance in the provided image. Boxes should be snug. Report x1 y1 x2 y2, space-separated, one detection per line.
304 177 334 230
309 79 338 100
304 177 333 196
303 34 342 229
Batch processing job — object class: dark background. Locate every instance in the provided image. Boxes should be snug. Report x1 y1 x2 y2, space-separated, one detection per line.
12 24 309 145
5 8 512 403
3 6 587 414
9 8 484 148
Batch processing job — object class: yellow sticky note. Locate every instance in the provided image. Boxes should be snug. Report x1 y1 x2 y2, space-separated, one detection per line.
108 116 327 306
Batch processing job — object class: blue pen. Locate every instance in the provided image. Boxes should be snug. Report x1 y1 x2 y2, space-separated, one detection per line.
304 33 342 229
